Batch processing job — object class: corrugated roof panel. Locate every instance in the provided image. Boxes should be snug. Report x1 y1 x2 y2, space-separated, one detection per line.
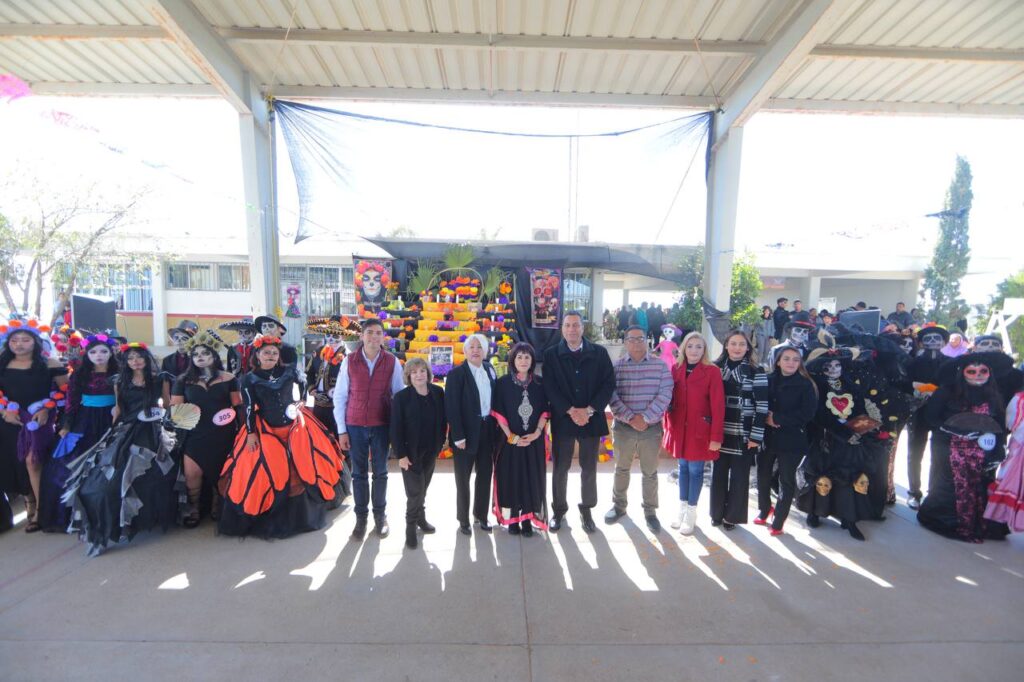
664 54 705 95
0 40 54 81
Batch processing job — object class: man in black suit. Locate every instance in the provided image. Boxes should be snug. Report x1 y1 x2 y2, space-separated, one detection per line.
444 333 498 535
772 298 790 341
542 311 616 533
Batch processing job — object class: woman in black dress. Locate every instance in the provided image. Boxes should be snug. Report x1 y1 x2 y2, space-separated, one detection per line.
218 335 343 539
492 343 550 536
63 343 183 555
39 334 119 533
0 320 69 533
169 330 241 528
390 357 447 549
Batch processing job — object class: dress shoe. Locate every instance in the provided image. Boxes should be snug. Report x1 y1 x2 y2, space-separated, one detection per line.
508 523 521 535
417 517 436 534
374 515 390 538
769 526 784 537
548 515 563 533
351 516 367 541
710 518 722 527
806 514 820 528
405 528 418 549
579 505 597 534
521 521 533 537
722 521 736 531
645 515 661 533
459 523 472 536
476 517 492 532
847 523 866 541
604 507 626 524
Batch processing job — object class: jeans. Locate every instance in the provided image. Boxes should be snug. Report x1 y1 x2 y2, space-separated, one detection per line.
348 424 390 518
677 459 705 505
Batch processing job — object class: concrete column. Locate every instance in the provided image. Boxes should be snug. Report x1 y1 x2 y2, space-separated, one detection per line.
623 289 632 306
239 108 279 316
902 279 920 310
702 114 744 355
151 261 167 345
589 269 604 323
801 275 821 309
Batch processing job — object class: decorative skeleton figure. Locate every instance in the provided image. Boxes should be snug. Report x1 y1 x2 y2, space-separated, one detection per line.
920 330 945 354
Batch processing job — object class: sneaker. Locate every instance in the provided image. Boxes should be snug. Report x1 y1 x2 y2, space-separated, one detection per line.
908 495 921 511
680 505 696 536
374 516 390 538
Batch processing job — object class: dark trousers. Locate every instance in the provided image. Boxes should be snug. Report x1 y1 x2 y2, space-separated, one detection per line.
907 407 931 497
757 449 801 529
710 450 753 525
453 418 494 524
401 452 438 525
348 424 390 519
551 432 600 516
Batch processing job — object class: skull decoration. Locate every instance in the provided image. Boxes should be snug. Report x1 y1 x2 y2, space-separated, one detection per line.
824 359 843 380
815 476 833 496
169 330 190 352
920 331 945 351
973 336 1003 353
789 326 811 347
963 363 991 387
853 474 869 495
260 321 281 338
898 336 915 355
239 328 256 344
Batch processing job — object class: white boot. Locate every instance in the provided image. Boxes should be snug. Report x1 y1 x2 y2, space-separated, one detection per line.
670 501 686 530
680 503 697 536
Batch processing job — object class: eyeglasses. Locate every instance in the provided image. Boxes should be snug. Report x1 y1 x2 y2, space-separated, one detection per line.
625 336 646 343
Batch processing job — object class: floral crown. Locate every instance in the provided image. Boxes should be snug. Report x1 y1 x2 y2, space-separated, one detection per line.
252 334 282 349
354 261 391 288
84 333 120 349
120 342 149 352
183 329 225 354
0 318 52 346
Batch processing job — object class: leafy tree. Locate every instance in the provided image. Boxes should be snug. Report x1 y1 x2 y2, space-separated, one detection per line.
920 156 972 325
670 244 704 332
989 269 1024 360
669 244 763 331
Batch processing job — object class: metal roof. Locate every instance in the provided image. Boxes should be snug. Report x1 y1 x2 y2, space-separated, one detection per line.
1 0 1022 116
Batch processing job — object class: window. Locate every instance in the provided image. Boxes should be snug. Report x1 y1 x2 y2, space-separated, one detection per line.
308 266 341 316
564 269 592 320
58 263 153 312
218 264 250 291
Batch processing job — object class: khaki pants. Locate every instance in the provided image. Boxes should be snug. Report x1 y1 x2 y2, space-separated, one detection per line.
611 421 663 514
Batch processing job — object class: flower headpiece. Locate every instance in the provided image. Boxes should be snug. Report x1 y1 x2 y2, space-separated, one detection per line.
354 261 391 288
252 334 282 349
120 341 149 352
0 318 52 346
183 329 225 354
84 333 119 349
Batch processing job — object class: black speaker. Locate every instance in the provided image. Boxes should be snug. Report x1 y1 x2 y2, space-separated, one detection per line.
71 294 117 333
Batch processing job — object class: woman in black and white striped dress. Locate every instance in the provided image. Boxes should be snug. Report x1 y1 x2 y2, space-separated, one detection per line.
710 330 769 529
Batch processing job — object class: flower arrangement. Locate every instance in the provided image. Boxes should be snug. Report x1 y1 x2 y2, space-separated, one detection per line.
120 341 148 352
252 335 282 349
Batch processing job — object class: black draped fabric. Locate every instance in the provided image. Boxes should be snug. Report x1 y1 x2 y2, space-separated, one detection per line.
514 266 563 356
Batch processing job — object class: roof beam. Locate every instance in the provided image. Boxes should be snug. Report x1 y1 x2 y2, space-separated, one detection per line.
717 0 850 137
217 27 762 56
142 0 263 118
0 23 166 40
28 81 219 96
764 97 1024 118
811 44 1024 63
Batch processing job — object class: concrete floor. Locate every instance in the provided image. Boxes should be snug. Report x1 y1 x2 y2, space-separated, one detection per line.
2 440 1023 682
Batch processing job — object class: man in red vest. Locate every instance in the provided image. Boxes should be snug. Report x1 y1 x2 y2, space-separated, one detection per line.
333 319 405 540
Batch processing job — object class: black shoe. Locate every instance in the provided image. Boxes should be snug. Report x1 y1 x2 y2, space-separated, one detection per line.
459 523 472 536
579 506 596 534
645 515 661 533
405 529 418 549
710 518 722 527
807 514 820 528
508 523 521 535
548 515 563 533
723 521 736 531
417 517 436 534
521 521 533 537
375 516 390 538
848 523 865 541
604 507 626 524
476 517 492 532
351 516 367 541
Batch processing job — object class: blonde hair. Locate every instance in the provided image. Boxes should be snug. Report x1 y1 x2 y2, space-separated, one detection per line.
402 357 433 385
678 331 711 366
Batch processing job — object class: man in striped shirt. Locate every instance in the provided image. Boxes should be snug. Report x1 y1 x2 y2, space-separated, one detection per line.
605 326 674 533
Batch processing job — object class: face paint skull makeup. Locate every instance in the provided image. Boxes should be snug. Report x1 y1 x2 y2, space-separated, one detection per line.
239 329 256 344
170 332 189 352
362 269 382 298
921 332 944 351
899 336 915 354
789 326 810 347
192 345 215 370
963 364 990 386
260 321 281 338
824 359 843 380
815 476 833 496
974 337 1002 353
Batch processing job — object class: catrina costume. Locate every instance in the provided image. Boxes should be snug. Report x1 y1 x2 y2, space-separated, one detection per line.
37 334 120 533
985 391 1024 532
221 318 257 377
904 323 951 507
918 353 1011 543
161 320 198 379
253 315 299 368
0 319 68 533
63 346 184 556
305 320 354 499
217 337 344 539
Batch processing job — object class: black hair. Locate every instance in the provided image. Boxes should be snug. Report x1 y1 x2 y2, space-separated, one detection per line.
777 297 788 305
181 343 226 385
251 342 283 370
563 310 584 322
949 359 1004 412
714 329 754 365
761 305 772 317
117 347 160 406
74 340 120 395
772 346 818 398
508 342 538 376
0 330 48 372
623 325 646 337
361 318 384 331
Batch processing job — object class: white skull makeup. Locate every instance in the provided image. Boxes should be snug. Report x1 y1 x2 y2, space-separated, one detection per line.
86 344 112 366
325 333 343 350
789 326 810 347
824 359 843 379
239 329 256 344
921 332 944 351
963 363 990 386
260 321 281 338
191 345 215 370
974 337 1002 353
899 336 915 354
170 332 189 352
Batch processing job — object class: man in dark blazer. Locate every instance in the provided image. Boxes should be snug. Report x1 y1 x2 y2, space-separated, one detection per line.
542 311 616 533
444 333 498 535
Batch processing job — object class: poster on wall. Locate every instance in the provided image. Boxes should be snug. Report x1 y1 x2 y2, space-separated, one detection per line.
528 267 562 329
284 284 303 318
353 256 393 313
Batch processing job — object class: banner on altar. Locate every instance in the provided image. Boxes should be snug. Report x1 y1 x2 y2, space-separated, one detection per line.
528 267 562 329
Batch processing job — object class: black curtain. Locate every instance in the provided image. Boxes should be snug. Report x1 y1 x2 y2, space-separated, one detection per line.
513 267 563 356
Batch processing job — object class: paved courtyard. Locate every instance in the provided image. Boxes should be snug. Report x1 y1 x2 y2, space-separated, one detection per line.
2 441 1023 681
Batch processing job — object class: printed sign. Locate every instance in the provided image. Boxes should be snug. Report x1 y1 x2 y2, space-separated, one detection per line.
528 267 562 329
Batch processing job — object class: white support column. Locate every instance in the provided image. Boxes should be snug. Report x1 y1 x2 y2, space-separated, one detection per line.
589 269 604 324
151 261 168 345
239 109 279 315
702 115 744 355
802 276 822 309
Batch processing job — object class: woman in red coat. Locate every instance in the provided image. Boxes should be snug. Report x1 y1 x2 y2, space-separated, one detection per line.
663 332 725 535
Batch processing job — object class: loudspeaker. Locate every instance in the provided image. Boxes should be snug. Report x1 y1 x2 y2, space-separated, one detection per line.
71 294 117 333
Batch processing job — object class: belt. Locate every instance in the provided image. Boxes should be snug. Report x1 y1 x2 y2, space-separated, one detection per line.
725 396 743 407
81 394 116 408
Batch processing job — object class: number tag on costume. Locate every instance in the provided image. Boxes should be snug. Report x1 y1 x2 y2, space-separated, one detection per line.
285 404 298 420
978 433 997 451
212 408 236 426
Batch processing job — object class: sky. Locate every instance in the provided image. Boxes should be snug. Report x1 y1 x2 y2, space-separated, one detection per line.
1 94 1021 307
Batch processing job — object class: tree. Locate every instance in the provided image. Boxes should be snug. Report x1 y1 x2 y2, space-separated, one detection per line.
990 269 1024 360
920 156 973 325
669 244 763 331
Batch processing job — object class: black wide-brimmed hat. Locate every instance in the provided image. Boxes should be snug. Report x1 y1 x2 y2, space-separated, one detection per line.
254 315 287 334
167 320 197 341
914 323 949 343
219 317 256 333
938 351 1014 386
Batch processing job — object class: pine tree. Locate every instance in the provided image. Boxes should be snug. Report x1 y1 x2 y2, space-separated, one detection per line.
919 156 973 326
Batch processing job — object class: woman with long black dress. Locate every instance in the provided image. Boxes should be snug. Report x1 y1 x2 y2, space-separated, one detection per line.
492 343 550 536
218 335 343 539
169 330 241 528
711 330 768 529
63 343 183 555
0 319 69 533
38 334 119 532
390 357 447 549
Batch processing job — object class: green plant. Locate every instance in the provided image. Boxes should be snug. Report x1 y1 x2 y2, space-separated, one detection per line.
990 269 1024 361
920 155 973 325
443 243 475 274
481 266 506 301
407 261 439 297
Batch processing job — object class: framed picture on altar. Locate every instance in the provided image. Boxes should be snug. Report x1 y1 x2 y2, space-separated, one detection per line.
429 344 454 367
